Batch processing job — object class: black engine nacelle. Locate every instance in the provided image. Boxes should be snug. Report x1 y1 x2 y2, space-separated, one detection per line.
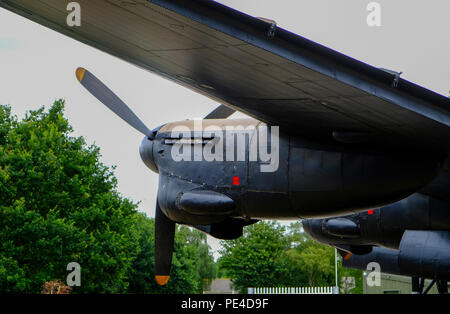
303 193 450 250
342 230 450 281
398 230 450 280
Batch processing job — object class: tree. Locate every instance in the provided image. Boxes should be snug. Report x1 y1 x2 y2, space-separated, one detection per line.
286 240 335 286
337 260 363 294
217 220 363 293
286 221 363 292
217 221 291 293
0 101 216 293
0 101 139 293
127 215 217 294
182 226 217 290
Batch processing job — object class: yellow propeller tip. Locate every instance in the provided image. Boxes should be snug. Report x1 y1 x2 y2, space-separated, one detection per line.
155 275 170 286
75 67 86 83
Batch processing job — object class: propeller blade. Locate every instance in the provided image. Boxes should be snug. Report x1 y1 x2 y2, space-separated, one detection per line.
154 200 175 286
75 67 153 138
204 104 235 119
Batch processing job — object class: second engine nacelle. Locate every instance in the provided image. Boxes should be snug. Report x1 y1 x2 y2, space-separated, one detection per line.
342 230 450 281
303 193 450 250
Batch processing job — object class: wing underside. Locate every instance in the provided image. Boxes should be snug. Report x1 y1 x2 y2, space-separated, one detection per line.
1 0 449 197
1 0 449 152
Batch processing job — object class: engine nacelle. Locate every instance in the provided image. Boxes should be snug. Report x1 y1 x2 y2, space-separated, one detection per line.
342 230 450 281
303 193 450 250
398 230 450 280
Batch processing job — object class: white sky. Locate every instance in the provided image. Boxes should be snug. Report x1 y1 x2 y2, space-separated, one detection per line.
0 0 448 257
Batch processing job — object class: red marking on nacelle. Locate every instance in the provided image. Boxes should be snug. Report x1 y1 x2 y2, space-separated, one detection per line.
368 209 374 215
233 176 239 186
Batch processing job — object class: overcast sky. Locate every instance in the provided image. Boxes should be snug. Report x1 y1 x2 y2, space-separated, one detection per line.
0 0 448 257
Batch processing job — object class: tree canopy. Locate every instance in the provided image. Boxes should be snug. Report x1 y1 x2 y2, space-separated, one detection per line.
0 100 216 293
218 220 362 293
218 221 291 293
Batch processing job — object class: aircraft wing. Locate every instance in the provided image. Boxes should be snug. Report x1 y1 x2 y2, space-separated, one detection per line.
1 1 449 151
1 0 449 154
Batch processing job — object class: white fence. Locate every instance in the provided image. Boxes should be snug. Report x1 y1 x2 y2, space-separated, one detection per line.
248 286 338 294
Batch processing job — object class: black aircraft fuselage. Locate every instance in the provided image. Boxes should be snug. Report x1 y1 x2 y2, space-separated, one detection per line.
140 118 440 228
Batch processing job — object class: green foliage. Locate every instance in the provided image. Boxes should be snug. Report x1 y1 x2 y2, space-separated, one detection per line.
218 221 291 293
286 241 335 286
337 263 364 294
0 101 216 293
127 215 216 294
218 220 363 293
182 226 218 290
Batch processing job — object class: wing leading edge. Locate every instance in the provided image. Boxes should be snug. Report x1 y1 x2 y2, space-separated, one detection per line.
0 0 449 155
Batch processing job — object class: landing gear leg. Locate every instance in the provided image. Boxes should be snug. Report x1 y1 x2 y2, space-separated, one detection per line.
412 277 425 294
436 280 448 294
412 277 420 294
423 279 436 294
413 277 447 294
